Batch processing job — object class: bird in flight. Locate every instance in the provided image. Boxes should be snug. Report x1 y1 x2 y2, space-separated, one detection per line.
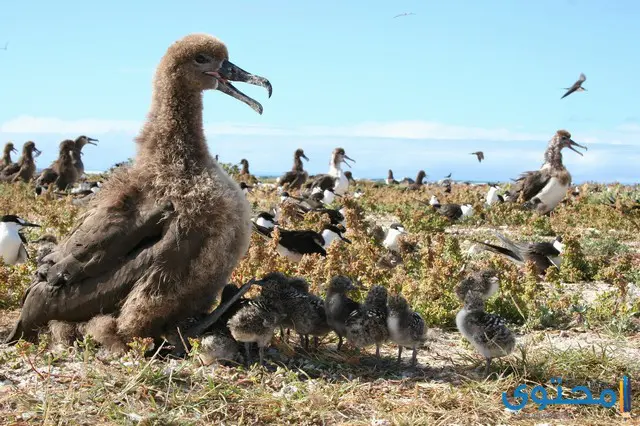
0 43 8 51
561 73 587 99
470 151 485 162
393 12 416 18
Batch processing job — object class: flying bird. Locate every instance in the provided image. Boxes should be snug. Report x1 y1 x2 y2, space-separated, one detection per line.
470 151 485 162
0 43 7 51
561 73 587 99
393 12 416 18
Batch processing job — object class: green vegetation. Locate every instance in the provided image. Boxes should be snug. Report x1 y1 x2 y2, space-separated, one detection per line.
0 175 638 425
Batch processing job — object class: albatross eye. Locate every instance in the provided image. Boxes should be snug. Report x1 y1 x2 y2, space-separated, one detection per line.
195 54 210 64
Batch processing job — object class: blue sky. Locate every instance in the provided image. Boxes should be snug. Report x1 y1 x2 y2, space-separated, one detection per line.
0 0 638 183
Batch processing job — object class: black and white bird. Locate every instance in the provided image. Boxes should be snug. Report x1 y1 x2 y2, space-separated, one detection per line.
324 276 361 350
345 285 389 358
561 73 587 99
455 271 515 376
0 215 41 265
382 223 407 253
473 232 564 275
507 130 587 215
386 294 426 366
253 224 327 262
485 184 504 206
429 196 474 221
253 211 278 229
321 224 352 248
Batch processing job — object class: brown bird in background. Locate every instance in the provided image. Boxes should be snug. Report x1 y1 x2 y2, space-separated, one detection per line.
470 151 485 162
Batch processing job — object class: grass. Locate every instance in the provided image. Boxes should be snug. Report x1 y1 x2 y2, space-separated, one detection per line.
0 172 639 425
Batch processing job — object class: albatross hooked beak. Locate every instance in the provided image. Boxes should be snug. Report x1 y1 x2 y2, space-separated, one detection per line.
205 59 273 115
86 137 99 146
10 147 17 154
566 139 588 156
301 153 309 161
342 154 356 168
33 147 42 157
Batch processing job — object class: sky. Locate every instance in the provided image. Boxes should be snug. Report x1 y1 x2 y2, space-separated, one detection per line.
0 0 639 183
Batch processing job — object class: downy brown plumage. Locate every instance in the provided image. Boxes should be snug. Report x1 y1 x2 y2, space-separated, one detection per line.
6 33 272 351
0 141 42 183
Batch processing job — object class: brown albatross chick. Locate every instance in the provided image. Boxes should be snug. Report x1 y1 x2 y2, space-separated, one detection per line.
5 33 272 351
35 139 79 190
72 135 99 177
1 142 17 171
0 141 42 183
278 148 309 191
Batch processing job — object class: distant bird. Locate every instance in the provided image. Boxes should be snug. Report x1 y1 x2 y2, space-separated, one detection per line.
455 271 515 376
278 148 309 191
1 142 17 172
561 73 587 99
387 294 426 366
470 151 485 162
444 173 452 179
0 141 42 183
71 135 99 177
393 12 416 18
406 170 427 190
485 184 504 206
382 223 407 253
507 130 587 215
306 147 355 196
429 196 474 221
324 276 361 350
0 215 40 265
35 139 78 190
386 169 399 185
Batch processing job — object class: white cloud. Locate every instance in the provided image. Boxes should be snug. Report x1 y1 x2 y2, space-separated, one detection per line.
2 116 638 148
0 115 554 142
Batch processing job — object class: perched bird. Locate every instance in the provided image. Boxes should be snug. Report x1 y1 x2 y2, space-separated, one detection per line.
429 196 474 221
345 285 389 358
0 141 42 183
307 147 355 195
71 135 99 177
455 272 515 376
228 275 286 365
507 130 587 215
406 170 427 190
0 215 41 265
35 139 79 190
253 224 327 262
278 148 309 191
239 181 252 195
253 211 278 229
470 151 485 162
321 224 352 248
387 294 426 366
324 276 361 350
6 33 273 349
239 158 250 176
386 169 399 185
473 232 564 275
561 73 587 99
344 171 356 186
1 142 18 172
382 223 407 253
485 184 504 206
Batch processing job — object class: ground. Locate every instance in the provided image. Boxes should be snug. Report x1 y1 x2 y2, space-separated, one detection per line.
0 174 639 425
